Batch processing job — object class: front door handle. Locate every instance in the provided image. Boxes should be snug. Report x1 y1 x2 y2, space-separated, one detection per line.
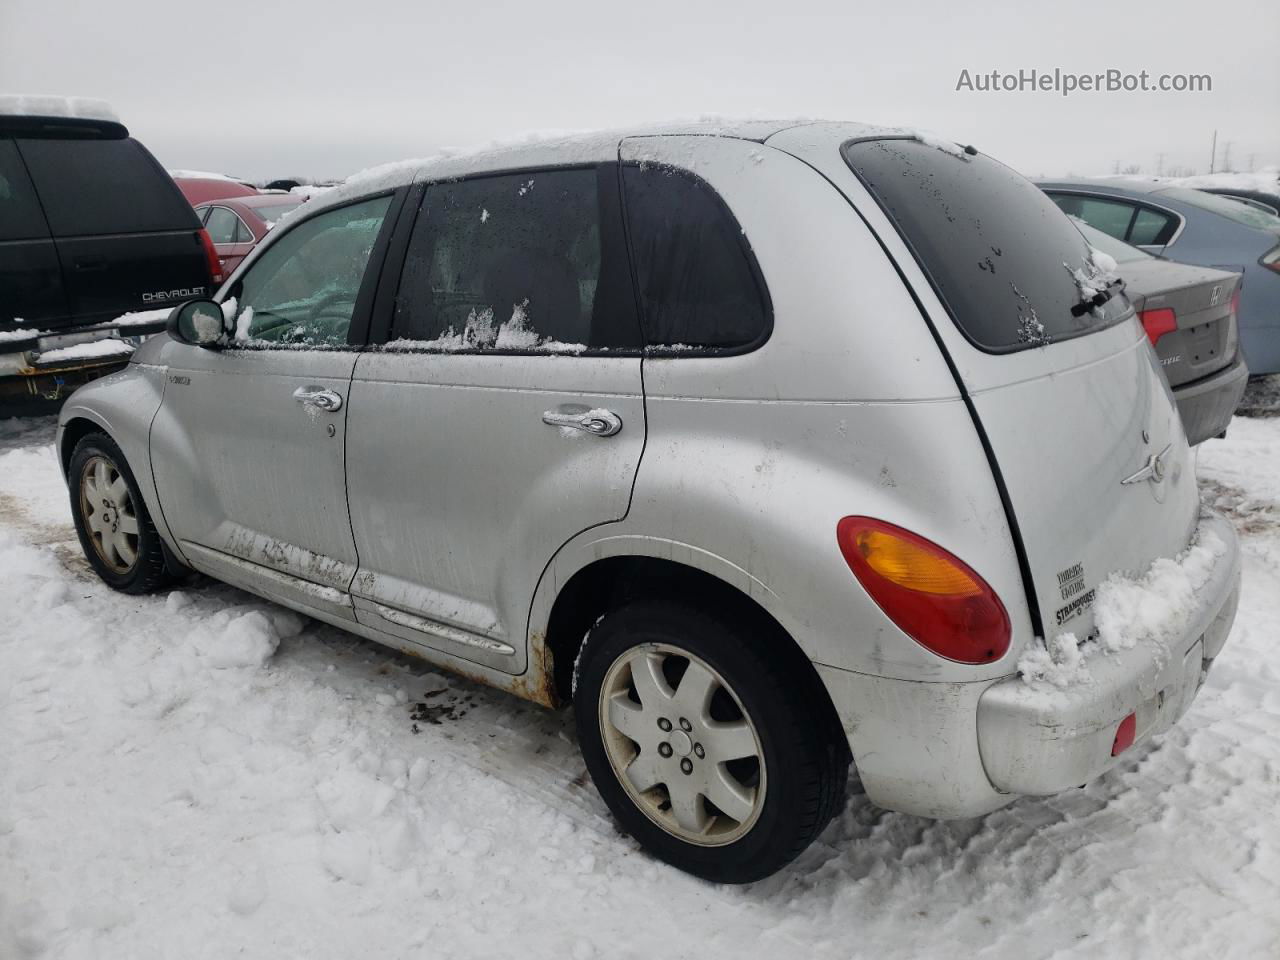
293 386 343 412
542 408 623 437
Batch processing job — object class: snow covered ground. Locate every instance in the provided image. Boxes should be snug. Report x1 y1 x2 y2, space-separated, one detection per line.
2 408 1279 960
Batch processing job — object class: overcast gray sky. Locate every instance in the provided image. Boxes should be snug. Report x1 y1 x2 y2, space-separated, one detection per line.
3 0 1277 183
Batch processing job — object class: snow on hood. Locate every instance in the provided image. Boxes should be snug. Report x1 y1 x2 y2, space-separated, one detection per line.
1018 525 1228 688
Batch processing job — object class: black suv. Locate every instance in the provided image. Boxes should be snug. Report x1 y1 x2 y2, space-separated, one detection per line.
1 100 217 413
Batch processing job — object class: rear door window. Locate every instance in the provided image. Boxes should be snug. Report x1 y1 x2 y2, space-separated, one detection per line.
392 167 640 351
0 139 51 240
1128 207 1179 245
1047 193 1136 239
16 137 197 236
204 206 243 245
621 164 769 350
845 138 1129 352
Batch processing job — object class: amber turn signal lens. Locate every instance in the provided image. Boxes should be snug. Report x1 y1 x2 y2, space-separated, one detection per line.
837 517 1011 664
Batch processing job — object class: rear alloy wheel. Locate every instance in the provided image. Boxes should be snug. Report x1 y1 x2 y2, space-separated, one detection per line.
599 644 766 845
575 601 848 883
69 433 175 594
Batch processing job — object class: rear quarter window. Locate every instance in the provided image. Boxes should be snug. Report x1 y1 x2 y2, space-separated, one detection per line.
16 137 198 237
621 164 770 351
844 139 1128 353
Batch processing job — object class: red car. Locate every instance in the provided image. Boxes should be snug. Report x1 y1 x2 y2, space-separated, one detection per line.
171 173 259 206
193 194 307 277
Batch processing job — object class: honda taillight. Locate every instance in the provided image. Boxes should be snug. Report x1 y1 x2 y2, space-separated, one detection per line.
198 228 224 285
836 517 1011 664
1139 307 1177 346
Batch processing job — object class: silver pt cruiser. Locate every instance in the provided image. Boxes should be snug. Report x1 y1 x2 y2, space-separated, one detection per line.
57 122 1241 883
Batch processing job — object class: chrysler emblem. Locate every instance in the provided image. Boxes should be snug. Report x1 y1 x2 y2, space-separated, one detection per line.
1122 443 1172 485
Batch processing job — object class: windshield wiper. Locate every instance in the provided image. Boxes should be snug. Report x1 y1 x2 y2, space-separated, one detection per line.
1070 278 1125 317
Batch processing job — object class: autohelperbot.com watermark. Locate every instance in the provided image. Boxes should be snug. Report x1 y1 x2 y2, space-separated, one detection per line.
955 68 1212 97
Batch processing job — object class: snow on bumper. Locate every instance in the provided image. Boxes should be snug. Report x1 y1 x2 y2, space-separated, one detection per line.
977 513 1241 796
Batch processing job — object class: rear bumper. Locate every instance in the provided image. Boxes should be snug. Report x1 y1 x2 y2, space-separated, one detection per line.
977 513 1240 796
1173 356 1249 445
815 513 1241 818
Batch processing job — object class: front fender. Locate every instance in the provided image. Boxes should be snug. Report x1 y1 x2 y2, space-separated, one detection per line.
57 362 179 557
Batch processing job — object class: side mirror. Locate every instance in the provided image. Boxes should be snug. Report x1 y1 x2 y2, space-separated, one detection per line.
167 299 225 348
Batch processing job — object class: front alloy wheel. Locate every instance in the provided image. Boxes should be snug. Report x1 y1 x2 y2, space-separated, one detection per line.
79 455 140 573
69 432 175 594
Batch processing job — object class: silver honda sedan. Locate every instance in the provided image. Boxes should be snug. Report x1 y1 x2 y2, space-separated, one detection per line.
58 122 1241 882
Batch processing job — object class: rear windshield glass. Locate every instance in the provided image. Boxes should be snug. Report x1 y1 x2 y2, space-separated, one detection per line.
252 201 303 227
843 138 1129 352
1073 219 1151 263
16 137 197 236
1157 186 1280 231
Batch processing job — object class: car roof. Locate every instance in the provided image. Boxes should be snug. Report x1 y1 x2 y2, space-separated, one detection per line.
301 119 925 217
1034 176 1174 196
236 193 305 209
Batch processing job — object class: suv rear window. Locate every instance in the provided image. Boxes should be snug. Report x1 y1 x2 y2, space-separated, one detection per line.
843 138 1129 352
16 137 197 237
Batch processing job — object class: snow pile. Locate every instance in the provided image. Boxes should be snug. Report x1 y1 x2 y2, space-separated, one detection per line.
35 339 133 363
0 327 39 344
1019 527 1228 687
3 415 1279 958
112 308 172 328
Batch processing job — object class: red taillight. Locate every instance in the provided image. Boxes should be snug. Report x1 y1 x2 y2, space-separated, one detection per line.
836 517 1011 664
1139 307 1177 346
1230 288 1241 318
198 228 224 285
1111 713 1137 756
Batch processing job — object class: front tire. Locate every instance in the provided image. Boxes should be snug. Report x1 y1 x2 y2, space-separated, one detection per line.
69 432 174 594
574 600 848 883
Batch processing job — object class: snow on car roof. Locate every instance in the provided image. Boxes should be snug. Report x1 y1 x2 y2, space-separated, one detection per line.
303 119 943 216
0 94 120 123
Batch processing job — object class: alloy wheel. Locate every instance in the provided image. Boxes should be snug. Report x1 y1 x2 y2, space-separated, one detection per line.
598 642 766 846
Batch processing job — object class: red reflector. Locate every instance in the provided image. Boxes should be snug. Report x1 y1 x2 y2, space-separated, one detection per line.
836 517 1011 664
1139 308 1177 346
1111 713 1137 756
198 228 224 285
1230 289 1240 318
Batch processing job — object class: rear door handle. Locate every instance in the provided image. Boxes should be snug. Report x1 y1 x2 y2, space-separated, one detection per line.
74 255 107 272
542 408 622 436
293 386 343 412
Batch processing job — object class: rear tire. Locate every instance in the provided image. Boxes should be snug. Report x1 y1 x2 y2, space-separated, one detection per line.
574 599 848 883
69 432 174 595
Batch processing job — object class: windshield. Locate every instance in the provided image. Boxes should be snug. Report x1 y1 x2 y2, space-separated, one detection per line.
1157 186 1280 231
843 138 1129 352
1073 219 1152 263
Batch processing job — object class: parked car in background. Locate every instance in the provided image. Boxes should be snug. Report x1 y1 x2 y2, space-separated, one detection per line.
194 194 307 277
1167 171 1280 218
170 171 259 206
1037 178 1280 375
0 96 219 415
58 122 1240 882
1074 220 1246 443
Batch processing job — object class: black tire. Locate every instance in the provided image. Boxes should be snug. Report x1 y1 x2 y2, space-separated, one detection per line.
68 432 175 595
574 599 848 883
